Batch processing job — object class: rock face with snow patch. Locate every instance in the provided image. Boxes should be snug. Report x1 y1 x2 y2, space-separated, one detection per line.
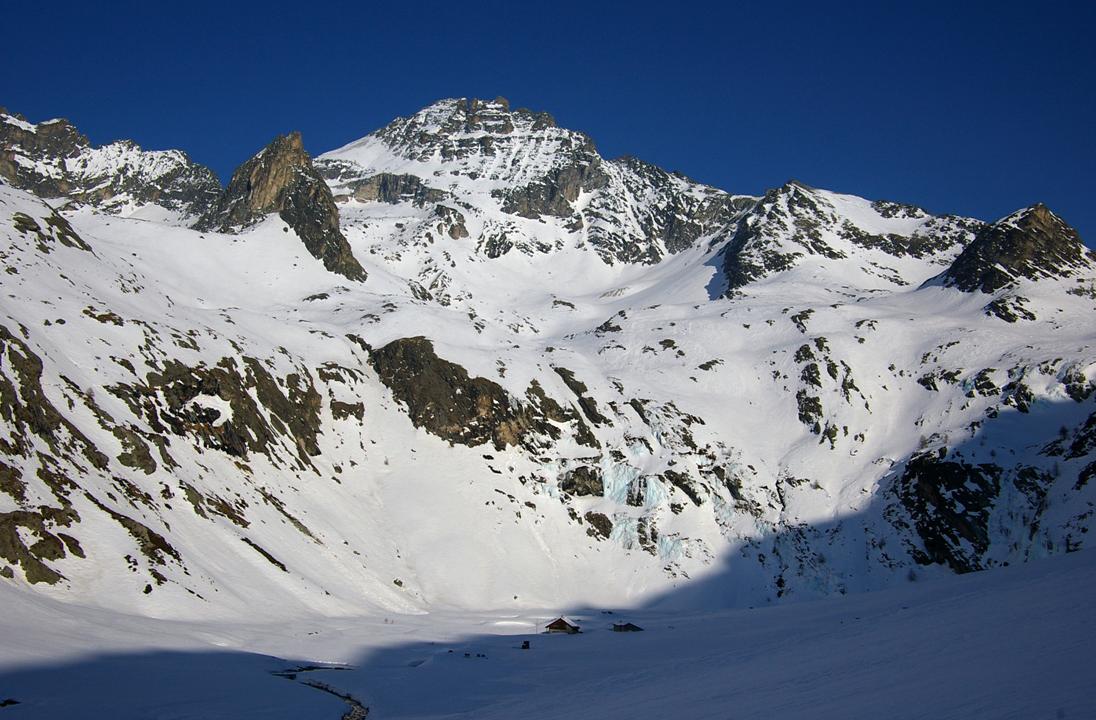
197 132 366 281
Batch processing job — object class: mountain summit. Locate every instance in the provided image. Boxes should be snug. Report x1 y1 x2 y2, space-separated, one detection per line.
318 97 748 264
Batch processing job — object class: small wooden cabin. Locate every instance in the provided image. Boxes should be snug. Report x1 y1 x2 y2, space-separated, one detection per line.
612 622 644 632
545 617 580 634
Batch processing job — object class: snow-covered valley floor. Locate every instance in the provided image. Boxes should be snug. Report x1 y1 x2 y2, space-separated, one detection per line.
1 550 1092 719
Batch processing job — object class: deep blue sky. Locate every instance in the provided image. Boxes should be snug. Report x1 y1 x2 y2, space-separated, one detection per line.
4 1 1094 242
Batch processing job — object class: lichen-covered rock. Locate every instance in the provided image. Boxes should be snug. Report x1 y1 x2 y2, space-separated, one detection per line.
196 132 366 281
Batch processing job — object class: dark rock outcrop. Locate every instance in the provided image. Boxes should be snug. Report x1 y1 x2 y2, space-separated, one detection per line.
893 453 1002 573
552 367 609 426
108 356 323 465
941 204 1093 293
11 209 93 254
560 465 602 496
584 511 613 539
369 338 599 452
197 132 366 281
369 337 534 450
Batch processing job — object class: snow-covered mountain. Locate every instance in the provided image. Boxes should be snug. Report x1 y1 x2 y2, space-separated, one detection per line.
0 108 220 223
0 97 1094 623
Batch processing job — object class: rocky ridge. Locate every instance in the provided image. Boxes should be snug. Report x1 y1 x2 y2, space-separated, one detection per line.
0 108 220 220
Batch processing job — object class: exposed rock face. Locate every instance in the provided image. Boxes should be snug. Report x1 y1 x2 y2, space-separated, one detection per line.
559 466 602 496
942 204 1094 293
10 208 92 254
317 165 451 208
890 448 1062 575
584 511 613 539
0 323 106 585
894 453 1002 573
373 97 555 163
723 180 877 292
586 156 749 259
197 132 366 281
108 356 323 465
368 338 602 452
0 109 221 218
496 142 609 220
553 367 609 425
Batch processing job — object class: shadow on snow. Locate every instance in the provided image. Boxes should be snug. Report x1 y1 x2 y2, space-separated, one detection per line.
2 396 1093 718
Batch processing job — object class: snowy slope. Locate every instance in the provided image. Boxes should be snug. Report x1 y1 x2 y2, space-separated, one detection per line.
1 544 1092 719
0 96 1094 630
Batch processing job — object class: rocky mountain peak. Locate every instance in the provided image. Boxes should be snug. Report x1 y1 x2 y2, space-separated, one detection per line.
1 100 1095 626
942 203 1093 293
197 132 366 281
320 98 751 265
199 131 310 226
2 111 89 197
348 96 583 176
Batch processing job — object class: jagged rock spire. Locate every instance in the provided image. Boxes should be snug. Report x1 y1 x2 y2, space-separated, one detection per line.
197 132 366 282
